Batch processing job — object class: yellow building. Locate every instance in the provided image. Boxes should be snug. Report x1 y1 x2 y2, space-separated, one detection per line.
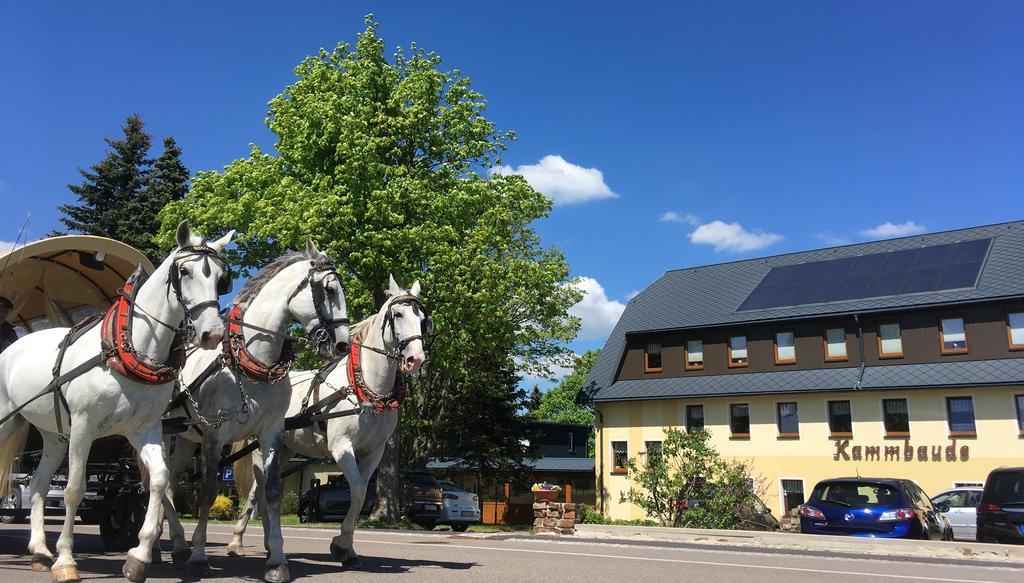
584 222 1024 520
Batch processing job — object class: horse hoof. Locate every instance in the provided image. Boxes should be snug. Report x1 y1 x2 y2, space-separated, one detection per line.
50 565 80 583
329 541 345 561
171 549 191 566
31 553 53 571
264 564 290 583
186 559 209 577
122 554 150 583
330 541 360 568
342 555 361 569
226 543 244 557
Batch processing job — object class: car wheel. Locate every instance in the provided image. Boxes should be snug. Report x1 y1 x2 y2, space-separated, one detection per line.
299 503 316 524
100 492 146 552
451 523 469 533
0 490 21 524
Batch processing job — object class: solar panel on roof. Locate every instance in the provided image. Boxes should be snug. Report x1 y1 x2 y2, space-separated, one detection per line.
736 238 992 311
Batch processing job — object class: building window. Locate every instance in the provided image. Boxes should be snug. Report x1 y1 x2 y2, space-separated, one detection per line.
824 327 848 362
686 405 705 432
781 479 805 514
878 322 904 358
774 331 796 365
1016 395 1024 437
1008 313 1024 350
776 402 799 437
611 441 628 473
946 397 976 436
730 403 750 437
568 432 575 454
685 339 704 370
939 317 968 354
645 441 663 466
827 400 853 437
644 342 662 372
729 336 749 368
882 398 910 436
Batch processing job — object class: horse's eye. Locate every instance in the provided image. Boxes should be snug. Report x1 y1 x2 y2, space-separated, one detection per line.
179 267 189 277
394 312 403 319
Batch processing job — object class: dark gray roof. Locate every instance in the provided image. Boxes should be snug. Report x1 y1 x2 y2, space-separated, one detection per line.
585 221 1024 402
427 457 595 473
592 358 1024 402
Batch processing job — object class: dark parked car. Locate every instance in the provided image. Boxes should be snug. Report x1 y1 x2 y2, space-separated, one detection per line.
977 467 1024 544
799 477 951 540
401 471 443 528
298 474 377 523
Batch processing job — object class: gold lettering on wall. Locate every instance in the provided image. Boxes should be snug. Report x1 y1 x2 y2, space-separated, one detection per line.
833 439 969 462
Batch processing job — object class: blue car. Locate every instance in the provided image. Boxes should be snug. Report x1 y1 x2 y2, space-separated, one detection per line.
799 478 952 540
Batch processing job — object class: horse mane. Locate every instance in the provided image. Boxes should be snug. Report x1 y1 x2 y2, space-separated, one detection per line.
233 252 308 308
349 311 381 340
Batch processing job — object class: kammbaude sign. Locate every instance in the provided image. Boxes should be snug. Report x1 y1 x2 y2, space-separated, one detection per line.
833 440 969 462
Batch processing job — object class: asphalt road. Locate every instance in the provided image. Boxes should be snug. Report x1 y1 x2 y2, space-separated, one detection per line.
0 521 1021 583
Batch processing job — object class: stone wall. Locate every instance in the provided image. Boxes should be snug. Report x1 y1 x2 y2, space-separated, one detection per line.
533 501 581 535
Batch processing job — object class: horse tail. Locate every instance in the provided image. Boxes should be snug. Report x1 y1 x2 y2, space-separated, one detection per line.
231 440 255 503
0 416 29 500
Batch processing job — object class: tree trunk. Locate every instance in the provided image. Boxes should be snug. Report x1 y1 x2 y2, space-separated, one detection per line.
370 410 401 523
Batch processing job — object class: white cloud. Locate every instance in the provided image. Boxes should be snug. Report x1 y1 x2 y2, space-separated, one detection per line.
659 211 700 226
813 231 850 246
0 241 19 254
859 221 927 239
689 220 783 253
568 276 626 341
625 290 641 301
492 155 616 206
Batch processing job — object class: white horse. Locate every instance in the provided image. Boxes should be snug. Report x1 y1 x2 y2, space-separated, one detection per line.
229 276 428 568
161 241 349 583
0 221 233 583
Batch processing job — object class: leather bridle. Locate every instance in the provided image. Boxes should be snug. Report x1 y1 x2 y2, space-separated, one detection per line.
359 294 432 362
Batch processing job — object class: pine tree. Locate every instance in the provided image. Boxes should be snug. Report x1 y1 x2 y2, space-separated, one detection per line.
139 137 190 258
529 385 543 413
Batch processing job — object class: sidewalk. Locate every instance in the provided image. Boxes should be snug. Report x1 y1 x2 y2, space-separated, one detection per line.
572 524 1024 564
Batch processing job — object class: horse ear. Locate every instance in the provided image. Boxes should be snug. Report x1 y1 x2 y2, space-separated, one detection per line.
410 279 421 296
209 229 235 253
388 274 401 296
305 239 319 260
175 220 191 248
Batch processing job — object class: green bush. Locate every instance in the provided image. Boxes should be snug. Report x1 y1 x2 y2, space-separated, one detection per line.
209 494 237 520
580 506 610 524
281 491 299 515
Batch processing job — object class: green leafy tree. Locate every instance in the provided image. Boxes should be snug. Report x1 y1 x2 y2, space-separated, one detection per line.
622 427 757 529
157 17 580 521
58 115 188 263
532 350 599 425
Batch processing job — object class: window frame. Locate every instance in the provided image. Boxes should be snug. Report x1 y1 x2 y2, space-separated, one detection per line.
827 399 853 438
779 478 806 515
729 403 751 438
611 441 628 474
773 331 797 365
938 316 969 355
945 396 977 437
1015 394 1024 438
685 338 704 371
728 335 749 368
644 440 663 467
776 401 800 438
644 342 663 373
568 431 575 454
823 326 849 362
686 404 705 432
877 322 904 359
1008 312 1024 351
882 397 911 437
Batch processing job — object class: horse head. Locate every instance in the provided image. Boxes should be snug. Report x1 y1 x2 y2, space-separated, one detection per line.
383 274 430 374
289 240 349 360
172 220 234 349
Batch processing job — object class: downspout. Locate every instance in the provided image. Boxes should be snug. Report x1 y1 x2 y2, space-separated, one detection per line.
854 314 866 389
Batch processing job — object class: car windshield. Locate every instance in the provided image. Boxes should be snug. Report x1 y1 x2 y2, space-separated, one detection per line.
985 472 1024 506
813 482 901 508
408 473 439 486
440 482 464 492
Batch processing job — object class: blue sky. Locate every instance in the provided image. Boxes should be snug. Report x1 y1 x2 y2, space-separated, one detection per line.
2 2 1023 379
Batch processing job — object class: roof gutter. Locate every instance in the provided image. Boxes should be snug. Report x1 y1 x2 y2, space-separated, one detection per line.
854 313 866 390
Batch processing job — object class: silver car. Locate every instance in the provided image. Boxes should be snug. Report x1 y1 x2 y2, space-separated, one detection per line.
1 473 30 524
437 481 481 532
931 487 983 541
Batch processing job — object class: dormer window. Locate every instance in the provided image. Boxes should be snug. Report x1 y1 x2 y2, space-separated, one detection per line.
774 331 796 365
729 336 749 368
685 339 704 370
644 342 662 372
939 317 968 354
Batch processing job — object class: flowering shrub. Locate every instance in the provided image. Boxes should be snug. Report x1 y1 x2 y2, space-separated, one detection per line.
531 482 562 492
209 494 237 520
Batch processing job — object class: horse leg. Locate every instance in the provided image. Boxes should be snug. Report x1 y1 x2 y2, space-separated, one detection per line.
258 429 289 583
28 431 67 570
330 445 383 568
186 433 222 577
51 426 96 583
162 437 195 565
227 480 257 556
120 425 170 583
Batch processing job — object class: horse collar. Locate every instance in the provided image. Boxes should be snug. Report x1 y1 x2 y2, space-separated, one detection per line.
347 334 404 413
222 304 294 382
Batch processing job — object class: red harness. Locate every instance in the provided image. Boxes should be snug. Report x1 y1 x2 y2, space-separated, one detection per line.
348 334 405 413
222 305 293 382
100 273 186 385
